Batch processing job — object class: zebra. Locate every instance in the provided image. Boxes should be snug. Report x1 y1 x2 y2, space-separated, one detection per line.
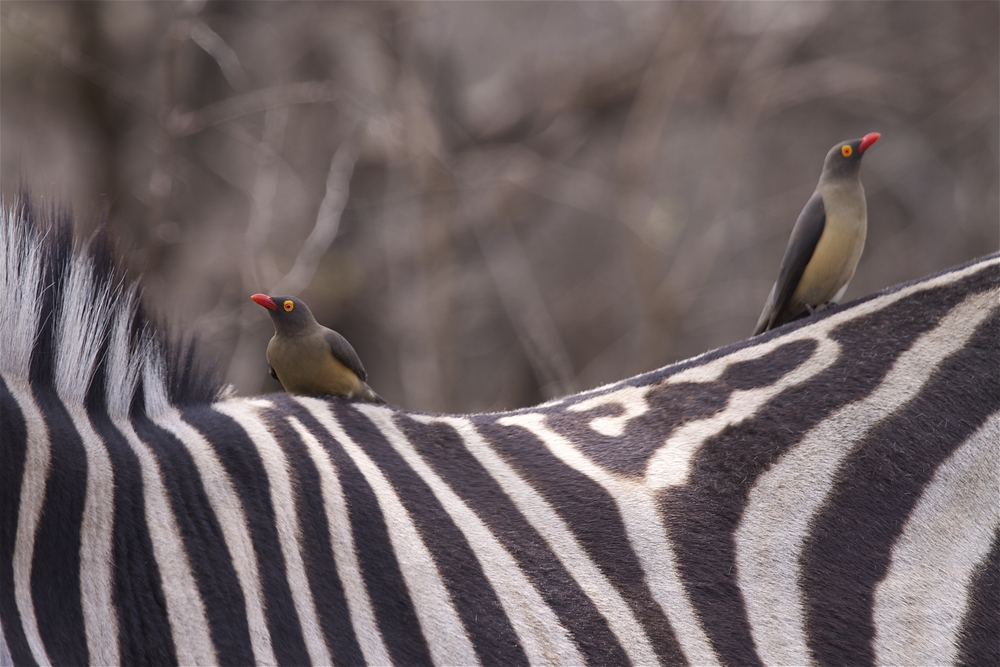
1 198 997 666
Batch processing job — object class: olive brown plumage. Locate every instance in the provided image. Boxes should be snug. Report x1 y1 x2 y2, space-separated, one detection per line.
251 293 386 403
753 132 880 336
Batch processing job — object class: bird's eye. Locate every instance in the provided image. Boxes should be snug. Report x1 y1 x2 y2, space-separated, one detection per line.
841 145 853 157
283 300 294 312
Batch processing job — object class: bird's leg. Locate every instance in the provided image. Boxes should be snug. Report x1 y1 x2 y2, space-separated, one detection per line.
804 302 837 319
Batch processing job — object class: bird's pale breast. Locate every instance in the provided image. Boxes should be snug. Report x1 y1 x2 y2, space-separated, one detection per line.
267 333 364 397
791 182 867 307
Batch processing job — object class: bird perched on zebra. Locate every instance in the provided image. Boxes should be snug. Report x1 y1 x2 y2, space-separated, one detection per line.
754 132 880 335
251 293 386 403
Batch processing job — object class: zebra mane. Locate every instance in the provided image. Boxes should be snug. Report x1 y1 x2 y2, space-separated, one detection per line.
0 198 223 417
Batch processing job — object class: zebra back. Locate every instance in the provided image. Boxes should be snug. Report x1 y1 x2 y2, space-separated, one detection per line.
2 201 998 665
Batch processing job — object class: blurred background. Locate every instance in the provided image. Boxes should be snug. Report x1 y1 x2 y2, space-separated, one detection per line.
2 1 997 412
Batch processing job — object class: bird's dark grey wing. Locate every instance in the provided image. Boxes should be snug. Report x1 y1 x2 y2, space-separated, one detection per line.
766 192 826 330
322 327 368 381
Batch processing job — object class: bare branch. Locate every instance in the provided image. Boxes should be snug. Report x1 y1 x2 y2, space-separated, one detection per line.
189 18 250 91
244 106 289 290
271 129 361 295
461 159 579 398
166 81 342 137
616 4 722 239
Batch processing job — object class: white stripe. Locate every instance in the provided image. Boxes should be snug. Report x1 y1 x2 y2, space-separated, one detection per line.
5 376 53 667
284 414 393 667
63 404 118 667
298 397 480 667
49 230 119 664
567 385 653 437
497 412 719 666
367 409 586 666
113 415 218 665
153 408 278 666
645 332 840 489
213 401 332 666
874 414 1000 666
735 289 999 667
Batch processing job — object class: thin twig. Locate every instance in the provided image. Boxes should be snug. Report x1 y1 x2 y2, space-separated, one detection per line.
616 3 721 238
244 106 289 290
166 81 342 137
380 165 447 411
189 18 250 91
271 128 361 295
461 159 579 398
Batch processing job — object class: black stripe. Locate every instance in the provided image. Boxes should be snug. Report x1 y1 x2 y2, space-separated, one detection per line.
665 266 1000 666
540 408 688 664
802 309 1000 666
87 409 177 665
558 380 731 477
28 389 88 665
721 338 818 390
287 400 433 666
957 530 999 667
131 413 256 666
182 405 310 667
0 376 38 667
19 210 86 664
83 313 176 663
346 408 528 667
259 400 364 665
475 418 635 666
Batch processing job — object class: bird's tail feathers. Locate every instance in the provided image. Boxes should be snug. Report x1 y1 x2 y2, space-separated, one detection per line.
361 383 388 404
752 284 778 336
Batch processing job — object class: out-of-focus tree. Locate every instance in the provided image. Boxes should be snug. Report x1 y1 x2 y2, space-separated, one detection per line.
2 1 997 412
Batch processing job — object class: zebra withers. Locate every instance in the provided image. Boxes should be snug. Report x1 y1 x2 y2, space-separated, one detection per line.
1 200 997 665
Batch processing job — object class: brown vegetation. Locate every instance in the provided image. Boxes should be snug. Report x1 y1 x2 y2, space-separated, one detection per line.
2 1 997 411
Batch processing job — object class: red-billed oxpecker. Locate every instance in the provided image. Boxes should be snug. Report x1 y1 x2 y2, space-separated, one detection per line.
251 293 386 403
753 132 881 335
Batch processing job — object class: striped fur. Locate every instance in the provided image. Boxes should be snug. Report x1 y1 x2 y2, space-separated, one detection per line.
1 201 998 665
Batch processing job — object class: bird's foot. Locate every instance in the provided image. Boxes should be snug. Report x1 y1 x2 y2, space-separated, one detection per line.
804 301 837 317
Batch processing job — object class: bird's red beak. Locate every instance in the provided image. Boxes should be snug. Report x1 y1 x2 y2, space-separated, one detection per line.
859 132 880 153
251 293 277 310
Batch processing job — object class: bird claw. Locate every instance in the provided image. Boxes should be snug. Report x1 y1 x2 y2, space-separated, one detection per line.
805 302 836 317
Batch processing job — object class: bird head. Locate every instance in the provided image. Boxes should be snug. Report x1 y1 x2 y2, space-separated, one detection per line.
821 132 880 181
251 294 318 335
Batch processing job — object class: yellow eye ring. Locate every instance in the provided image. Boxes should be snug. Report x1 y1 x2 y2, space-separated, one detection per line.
841 145 853 157
283 300 294 312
